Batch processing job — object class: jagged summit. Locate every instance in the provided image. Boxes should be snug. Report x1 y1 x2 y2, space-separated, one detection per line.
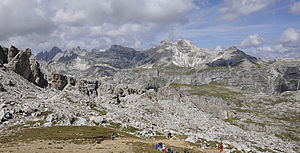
224 46 238 52
36 46 62 62
36 40 267 76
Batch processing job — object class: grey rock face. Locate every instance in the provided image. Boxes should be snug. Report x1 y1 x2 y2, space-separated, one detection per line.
6 48 48 88
0 46 8 64
273 59 300 92
7 45 19 63
93 45 144 69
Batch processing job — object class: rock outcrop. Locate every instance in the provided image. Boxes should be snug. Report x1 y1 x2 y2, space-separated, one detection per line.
48 73 76 90
48 74 68 90
7 45 19 63
78 80 99 97
0 46 8 64
272 58 300 92
1 46 48 88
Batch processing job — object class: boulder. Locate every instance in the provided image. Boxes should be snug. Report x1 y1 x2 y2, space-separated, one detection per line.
49 74 68 90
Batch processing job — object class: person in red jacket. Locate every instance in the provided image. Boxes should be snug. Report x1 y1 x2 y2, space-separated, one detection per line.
220 144 223 152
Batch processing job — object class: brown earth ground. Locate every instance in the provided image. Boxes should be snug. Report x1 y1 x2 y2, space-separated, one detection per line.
0 137 220 153
0 126 221 153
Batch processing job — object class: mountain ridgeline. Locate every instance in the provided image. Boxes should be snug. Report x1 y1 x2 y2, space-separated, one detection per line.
37 39 300 94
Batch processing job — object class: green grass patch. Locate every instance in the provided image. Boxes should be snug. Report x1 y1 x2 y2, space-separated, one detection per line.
26 120 46 126
275 132 300 142
253 146 275 153
123 126 139 133
108 122 122 129
0 126 136 144
91 107 107 115
223 117 246 130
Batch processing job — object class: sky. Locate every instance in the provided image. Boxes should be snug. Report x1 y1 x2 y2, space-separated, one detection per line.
0 0 299 59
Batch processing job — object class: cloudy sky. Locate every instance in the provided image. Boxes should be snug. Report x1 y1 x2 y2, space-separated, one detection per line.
0 0 299 59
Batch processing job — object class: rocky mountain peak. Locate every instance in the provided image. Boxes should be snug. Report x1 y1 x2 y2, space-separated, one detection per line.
160 40 172 45
175 39 195 47
224 46 238 52
140 39 212 67
209 46 258 67
109 44 136 52
36 46 62 62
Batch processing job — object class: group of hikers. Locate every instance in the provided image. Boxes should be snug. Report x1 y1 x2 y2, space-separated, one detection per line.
109 130 224 152
156 142 189 153
155 132 189 153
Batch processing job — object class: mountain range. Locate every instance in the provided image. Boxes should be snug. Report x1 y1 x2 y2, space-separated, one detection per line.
1 40 299 152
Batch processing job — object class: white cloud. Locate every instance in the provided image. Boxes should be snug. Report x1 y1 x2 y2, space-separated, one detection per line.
0 0 196 52
240 34 264 48
251 28 300 59
257 46 273 52
0 0 54 40
290 1 300 15
218 0 275 21
278 28 300 47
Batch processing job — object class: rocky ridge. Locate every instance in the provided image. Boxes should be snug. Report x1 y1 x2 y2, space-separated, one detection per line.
36 46 62 62
0 45 47 88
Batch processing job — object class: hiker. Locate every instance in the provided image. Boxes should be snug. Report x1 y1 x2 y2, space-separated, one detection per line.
110 130 115 140
220 144 223 152
167 132 172 139
156 142 163 151
156 143 160 150
167 148 172 153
